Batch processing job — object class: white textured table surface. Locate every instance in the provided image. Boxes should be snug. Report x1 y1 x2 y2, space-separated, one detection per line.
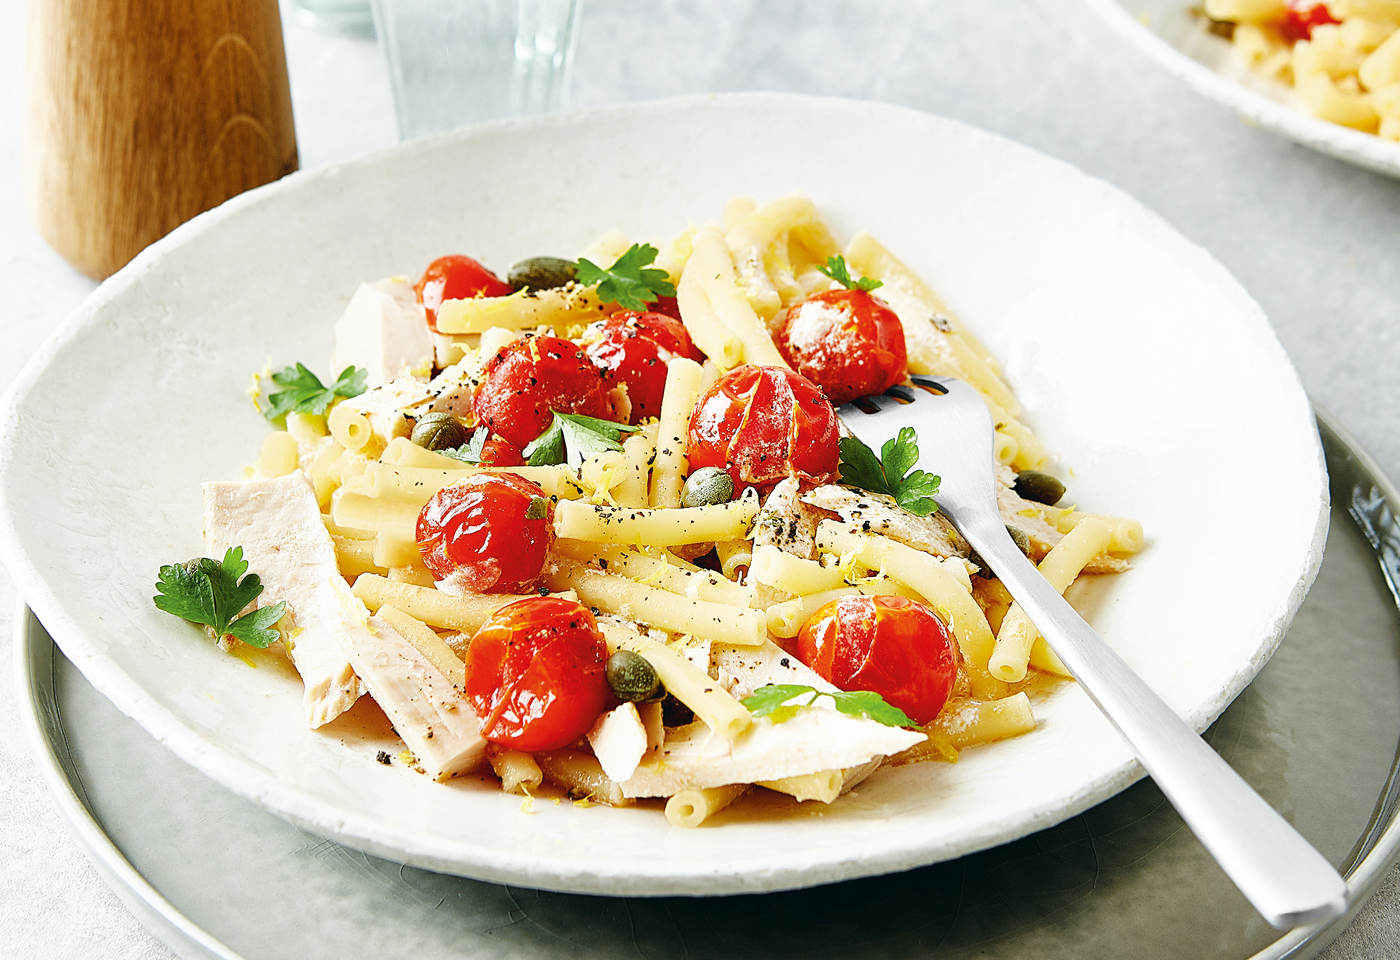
2 1 1398 957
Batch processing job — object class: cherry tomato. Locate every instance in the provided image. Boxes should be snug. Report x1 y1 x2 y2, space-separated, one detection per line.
686 365 840 489
1281 0 1338 42
465 597 610 752
473 336 610 448
415 255 513 330
477 434 525 467
648 295 682 320
416 473 551 593
797 594 958 726
777 289 907 406
585 311 704 423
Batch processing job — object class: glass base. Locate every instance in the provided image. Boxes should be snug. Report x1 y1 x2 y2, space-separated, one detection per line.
290 0 376 40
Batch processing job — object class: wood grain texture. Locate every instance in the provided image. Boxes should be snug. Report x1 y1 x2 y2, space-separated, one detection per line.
24 0 298 280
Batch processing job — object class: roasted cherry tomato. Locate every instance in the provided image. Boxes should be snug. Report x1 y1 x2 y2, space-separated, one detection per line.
465 597 610 752
797 594 958 725
473 336 611 448
776 288 907 406
686 365 840 489
416 473 551 593
585 310 704 423
415 255 513 330
476 434 525 467
647 295 682 320
1281 0 1338 42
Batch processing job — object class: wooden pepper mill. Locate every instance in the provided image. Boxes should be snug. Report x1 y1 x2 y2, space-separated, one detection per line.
24 0 299 281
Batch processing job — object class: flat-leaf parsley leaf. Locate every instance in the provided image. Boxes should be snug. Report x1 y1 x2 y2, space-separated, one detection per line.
741 683 918 728
437 426 490 464
523 412 639 469
153 547 287 648
837 426 941 517
575 243 676 311
817 254 883 293
263 363 367 423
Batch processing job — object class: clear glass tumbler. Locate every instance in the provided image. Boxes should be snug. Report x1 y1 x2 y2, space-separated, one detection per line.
370 0 581 141
289 0 376 39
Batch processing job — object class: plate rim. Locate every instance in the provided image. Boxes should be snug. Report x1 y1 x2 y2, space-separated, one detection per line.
0 90 1331 896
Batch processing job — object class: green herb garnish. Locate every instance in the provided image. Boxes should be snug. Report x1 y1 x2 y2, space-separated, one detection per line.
838 426 941 517
153 547 287 648
263 363 367 423
523 412 639 469
437 426 490 464
575 243 676 311
817 254 882 293
741 684 918 728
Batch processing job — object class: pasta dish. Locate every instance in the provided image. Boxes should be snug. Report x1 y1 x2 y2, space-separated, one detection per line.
1203 0 1400 138
155 196 1143 827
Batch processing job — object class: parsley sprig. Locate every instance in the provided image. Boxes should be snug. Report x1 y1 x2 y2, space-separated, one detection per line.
263 364 367 423
524 412 639 469
741 684 918 728
818 254 883 293
153 547 287 648
437 426 490 465
838 426 941 517
575 244 676 311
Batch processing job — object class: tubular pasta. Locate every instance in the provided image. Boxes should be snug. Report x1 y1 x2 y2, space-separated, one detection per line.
666 784 747 827
930 694 1037 748
352 573 534 633
714 540 752 579
435 284 617 334
750 545 845 596
1051 511 1145 554
650 358 703 508
487 745 543 795
551 540 755 608
328 402 373 452
553 496 759 546
988 519 1113 683
615 427 656 508
358 462 584 504
533 749 629 806
547 558 767 646
678 228 790 370
758 770 844 804
331 491 419 541
331 534 382 577
255 431 299 478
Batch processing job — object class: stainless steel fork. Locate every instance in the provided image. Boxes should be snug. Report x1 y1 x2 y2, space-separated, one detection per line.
838 375 1348 930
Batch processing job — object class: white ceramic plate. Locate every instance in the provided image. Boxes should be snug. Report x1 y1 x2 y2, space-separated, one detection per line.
1085 0 1400 179
0 93 1327 897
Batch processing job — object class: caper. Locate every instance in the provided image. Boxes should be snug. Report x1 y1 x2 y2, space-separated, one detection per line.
606 649 662 703
680 466 734 508
411 411 468 451
968 525 1031 576
1006 525 1031 557
508 256 577 292
1013 470 1065 506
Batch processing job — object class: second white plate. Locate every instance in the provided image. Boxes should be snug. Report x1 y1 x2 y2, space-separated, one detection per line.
1086 0 1400 179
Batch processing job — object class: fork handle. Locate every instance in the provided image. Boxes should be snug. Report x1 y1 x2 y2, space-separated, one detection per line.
956 512 1349 929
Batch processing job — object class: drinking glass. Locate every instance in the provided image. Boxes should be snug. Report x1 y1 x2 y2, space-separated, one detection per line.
289 0 376 39
370 0 581 140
